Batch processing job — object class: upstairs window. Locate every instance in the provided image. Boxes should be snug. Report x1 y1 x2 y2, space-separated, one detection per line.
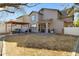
31 16 36 22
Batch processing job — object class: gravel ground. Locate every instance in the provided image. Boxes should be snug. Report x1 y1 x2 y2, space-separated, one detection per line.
4 33 77 56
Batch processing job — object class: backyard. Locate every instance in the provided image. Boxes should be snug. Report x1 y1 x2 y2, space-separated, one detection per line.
3 33 77 56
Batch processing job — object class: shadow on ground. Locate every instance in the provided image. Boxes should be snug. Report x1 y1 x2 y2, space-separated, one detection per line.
4 33 78 53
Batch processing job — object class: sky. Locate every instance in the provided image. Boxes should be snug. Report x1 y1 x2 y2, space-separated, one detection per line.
25 3 74 14
0 3 74 22
74 4 79 21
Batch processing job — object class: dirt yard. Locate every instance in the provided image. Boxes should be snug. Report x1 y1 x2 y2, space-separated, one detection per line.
4 33 77 56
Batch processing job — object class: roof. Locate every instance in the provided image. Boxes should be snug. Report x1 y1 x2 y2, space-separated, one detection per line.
39 8 59 12
16 15 24 19
39 8 62 15
5 21 29 25
16 14 28 19
16 8 73 19
28 11 38 16
28 8 62 16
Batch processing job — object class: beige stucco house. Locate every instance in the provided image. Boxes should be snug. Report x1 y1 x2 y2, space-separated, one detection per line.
29 8 64 34
0 8 74 34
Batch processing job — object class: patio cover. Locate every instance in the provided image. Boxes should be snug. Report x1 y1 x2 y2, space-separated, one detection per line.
5 21 30 33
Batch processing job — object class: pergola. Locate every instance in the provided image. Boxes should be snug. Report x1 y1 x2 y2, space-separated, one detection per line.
5 21 30 33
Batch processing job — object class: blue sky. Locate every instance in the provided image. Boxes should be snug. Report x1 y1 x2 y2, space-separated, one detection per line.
25 3 74 14
0 3 74 22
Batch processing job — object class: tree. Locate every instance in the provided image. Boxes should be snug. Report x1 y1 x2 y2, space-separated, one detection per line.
73 19 79 27
0 3 39 13
0 3 39 22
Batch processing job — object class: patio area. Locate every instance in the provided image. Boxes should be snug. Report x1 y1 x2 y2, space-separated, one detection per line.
3 33 77 56
5 21 30 33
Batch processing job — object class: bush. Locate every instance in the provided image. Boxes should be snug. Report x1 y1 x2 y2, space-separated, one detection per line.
74 19 79 27
24 35 76 51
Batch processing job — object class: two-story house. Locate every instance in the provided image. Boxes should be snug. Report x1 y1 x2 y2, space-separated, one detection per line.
0 8 74 34
29 8 64 34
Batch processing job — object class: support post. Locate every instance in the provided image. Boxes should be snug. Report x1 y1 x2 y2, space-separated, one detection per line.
5 23 7 33
10 24 12 34
36 23 38 32
46 22 48 33
28 24 30 32
21 24 22 29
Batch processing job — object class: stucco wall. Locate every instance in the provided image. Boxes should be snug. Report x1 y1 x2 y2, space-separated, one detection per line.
40 9 64 33
38 14 43 20
0 23 6 33
64 27 79 36
42 9 58 20
16 17 24 22
16 15 31 23
0 23 14 33
53 19 64 33
41 9 64 33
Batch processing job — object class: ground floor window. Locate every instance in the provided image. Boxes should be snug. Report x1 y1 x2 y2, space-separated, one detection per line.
31 24 37 32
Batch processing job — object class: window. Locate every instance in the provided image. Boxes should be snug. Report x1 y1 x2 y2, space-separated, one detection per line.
31 16 37 28
31 16 36 22
32 24 36 27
